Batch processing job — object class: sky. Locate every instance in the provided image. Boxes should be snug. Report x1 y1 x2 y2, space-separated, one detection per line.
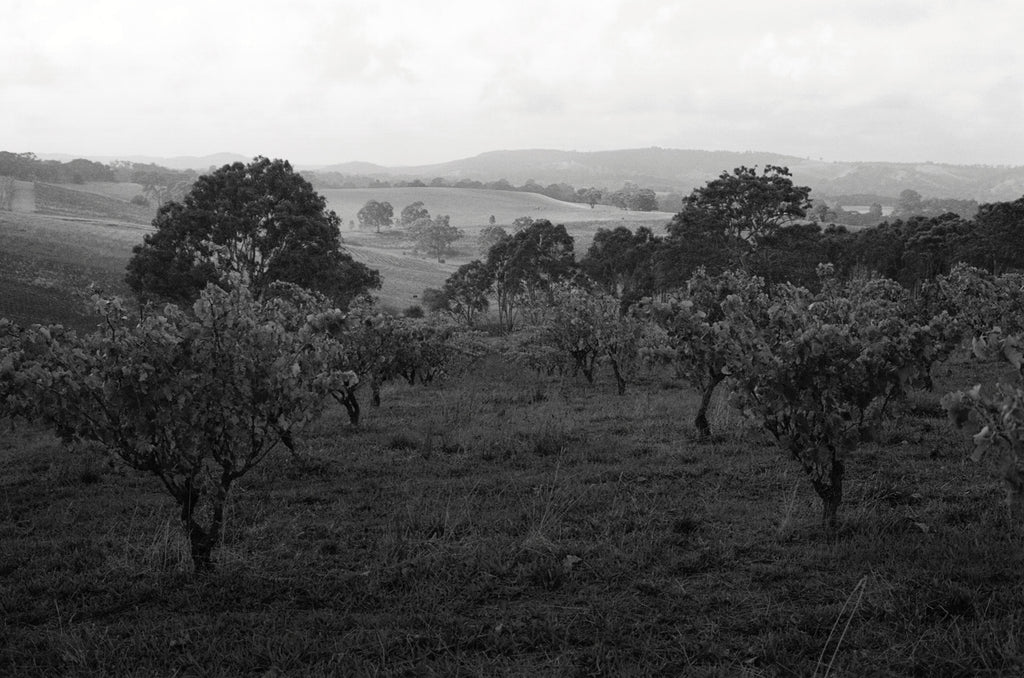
3 0 1023 167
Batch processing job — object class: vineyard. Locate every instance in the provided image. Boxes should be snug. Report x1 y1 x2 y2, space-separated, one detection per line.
3 262 1024 675
4 156 1024 674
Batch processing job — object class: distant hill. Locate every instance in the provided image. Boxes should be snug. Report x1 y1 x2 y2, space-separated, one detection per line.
36 152 250 171
313 148 1024 203
25 147 1024 202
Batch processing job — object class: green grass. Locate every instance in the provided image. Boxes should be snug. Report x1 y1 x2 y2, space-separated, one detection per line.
3 355 1024 676
34 182 155 224
323 186 672 231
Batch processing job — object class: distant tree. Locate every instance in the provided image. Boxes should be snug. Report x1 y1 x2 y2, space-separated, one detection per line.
489 215 496 225
894 189 924 217
432 259 492 325
968 197 1024 273
577 187 603 208
478 224 509 256
357 200 394 232
400 201 430 226
512 216 535 232
581 226 661 306
486 219 577 330
411 215 464 259
125 156 380 307
626 188 659 212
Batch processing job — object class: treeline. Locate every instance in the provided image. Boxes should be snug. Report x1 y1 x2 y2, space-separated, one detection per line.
813 189 980 228
580 203 1024 308
424 166 1024 325
305 170 669 211
0 151 115 184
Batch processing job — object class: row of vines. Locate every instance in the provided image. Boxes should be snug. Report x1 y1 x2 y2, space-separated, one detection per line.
2 262 1023 570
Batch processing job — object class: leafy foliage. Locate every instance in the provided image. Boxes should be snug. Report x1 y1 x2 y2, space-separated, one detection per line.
125 156 380 307
525 283 661 394
0 283 349 570
485 219 577 331
357 199 394 232
730 270 959 527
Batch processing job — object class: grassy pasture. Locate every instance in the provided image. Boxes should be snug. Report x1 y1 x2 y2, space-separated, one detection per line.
0 211 141 328
33 182 154 224
2 351 1024 676
323 187 674 232
0 186 672 319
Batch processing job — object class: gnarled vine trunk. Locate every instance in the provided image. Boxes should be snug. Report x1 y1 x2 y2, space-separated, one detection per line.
694 372 725 438
178 473 232 573
809 457 844 531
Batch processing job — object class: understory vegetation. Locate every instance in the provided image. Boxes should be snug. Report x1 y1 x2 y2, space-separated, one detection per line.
4 158 1024 675
3 356 1024 676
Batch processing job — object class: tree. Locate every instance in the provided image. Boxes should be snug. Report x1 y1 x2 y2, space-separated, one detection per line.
477 224 509 256
433 260 491 325
666 165 812 270
531 283 659 394
125 156 380 307
357 199 394 232
1 284 349 571
581 226 661 306
642 268 770 438
411 215 463 259
511 216 535 232
400 201 430 226
486 219 577 330
894 189 924 217
626 188 659 212
969 197 1024 273
731 271 958 528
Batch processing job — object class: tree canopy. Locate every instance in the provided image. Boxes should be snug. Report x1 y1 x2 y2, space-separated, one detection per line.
666 165 812 269
125 156 380 307
357 200 394 232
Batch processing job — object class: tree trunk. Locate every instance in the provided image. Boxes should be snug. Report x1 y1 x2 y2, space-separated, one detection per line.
609 356 626 395
694 373 724 438
180 475 230 573
811 458 844 531
371 379 381 407
332 388 360 427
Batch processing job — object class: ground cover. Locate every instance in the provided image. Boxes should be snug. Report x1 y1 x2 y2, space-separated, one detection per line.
2 353 1022 676
33 182 154 224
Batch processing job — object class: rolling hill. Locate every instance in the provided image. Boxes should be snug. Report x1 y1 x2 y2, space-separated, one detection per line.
0 181 671 326
314 148 1024 202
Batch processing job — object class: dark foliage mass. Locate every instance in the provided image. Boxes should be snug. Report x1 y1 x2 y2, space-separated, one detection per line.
575 168 1024 303
0 151 115 183
125 157 380 307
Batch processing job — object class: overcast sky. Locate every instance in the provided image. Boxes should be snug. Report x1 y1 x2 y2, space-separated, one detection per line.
3 0 1023 167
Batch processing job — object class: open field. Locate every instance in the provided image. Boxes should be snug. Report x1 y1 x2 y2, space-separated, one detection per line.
0 210 144 329
2 351 1023 676
33 182 154 224
0 183 672 320
322 187 674 232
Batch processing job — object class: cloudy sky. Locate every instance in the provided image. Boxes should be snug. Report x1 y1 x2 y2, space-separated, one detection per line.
3 0 1023 167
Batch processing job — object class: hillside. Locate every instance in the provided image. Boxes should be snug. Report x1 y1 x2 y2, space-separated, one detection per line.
322 186 672 231
316 148 1024 202
0 180 670 325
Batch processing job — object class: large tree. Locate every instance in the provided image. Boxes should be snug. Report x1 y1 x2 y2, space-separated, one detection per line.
486 219 576 330
666 165 812 270
357 200 394 232
125 156 379 307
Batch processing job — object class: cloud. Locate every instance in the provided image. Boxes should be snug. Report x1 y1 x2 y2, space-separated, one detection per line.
2 0 1023 165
